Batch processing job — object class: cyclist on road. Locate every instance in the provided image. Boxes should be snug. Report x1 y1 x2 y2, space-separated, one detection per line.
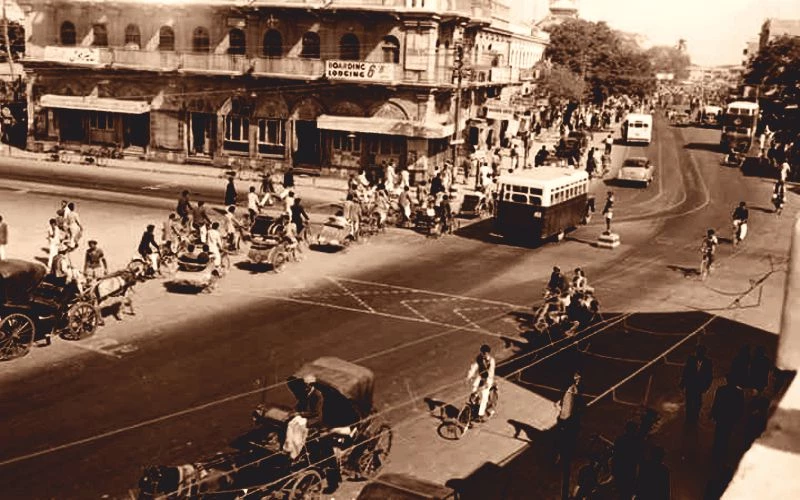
466 344 496 421
732 201 749 244
700 229 719 272
772 180 786 215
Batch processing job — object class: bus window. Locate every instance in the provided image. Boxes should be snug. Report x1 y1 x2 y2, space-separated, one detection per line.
511 193 527 203
529 196 541 206
512 185 528 193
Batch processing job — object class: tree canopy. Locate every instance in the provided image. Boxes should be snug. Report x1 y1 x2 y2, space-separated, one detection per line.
543 19 659 103
746 35 800 105
645 45 691 80
538 63 587 104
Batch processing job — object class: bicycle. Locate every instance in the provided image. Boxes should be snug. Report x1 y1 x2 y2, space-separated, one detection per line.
700 251 713 280
441 384 499 440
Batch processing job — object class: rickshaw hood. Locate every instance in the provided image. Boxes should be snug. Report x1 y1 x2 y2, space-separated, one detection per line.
0 259 47 305
289 357 374 419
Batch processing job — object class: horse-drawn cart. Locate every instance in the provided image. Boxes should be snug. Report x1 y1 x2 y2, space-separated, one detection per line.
0 259 99 360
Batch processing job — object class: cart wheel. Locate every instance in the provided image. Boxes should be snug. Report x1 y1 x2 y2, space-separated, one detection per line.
356 424 393 479
0 313 36 361
65 302 99 340
272 251 287 273
288 469 323 500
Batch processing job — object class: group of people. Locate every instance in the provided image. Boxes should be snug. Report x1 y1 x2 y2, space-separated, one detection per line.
539 266 599 332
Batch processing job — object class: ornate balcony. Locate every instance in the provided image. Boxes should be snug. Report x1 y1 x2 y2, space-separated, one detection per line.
252 57 325 78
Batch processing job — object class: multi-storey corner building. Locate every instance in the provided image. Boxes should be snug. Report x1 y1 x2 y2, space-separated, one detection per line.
20 0 547 178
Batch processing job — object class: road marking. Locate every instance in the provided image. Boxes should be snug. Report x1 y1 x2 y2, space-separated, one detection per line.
399 300 431 322
452 308 490 332
329 276 527 309
327 277 376 312
64 339 123 359
142 182 176 191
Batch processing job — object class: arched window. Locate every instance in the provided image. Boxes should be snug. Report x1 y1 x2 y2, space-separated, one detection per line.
300 31 320 59
339 33 359 61
92 24 108 47
382 35 400 63
262 29 282 58
192 26 210 53
124 24 141 49
228 28 246 55
159 26 175 51
60 21 76 46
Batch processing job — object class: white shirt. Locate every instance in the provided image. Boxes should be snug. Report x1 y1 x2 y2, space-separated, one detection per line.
781 162 791 182
247 192 260 211
207 229 222 253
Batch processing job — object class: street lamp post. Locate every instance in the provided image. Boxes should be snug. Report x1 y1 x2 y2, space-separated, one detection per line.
451 44 465 176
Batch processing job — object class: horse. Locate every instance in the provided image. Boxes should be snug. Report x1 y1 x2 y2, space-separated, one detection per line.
83 269 138 325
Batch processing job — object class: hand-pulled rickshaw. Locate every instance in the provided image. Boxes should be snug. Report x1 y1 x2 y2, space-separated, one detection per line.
137 358 392 500
0 259 99 360
315 208 357 250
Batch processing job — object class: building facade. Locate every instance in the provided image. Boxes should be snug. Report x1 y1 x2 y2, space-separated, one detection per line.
21 0 547 178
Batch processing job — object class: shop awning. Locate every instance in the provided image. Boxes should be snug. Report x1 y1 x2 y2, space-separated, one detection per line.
316 115 454 139
39 94 150 114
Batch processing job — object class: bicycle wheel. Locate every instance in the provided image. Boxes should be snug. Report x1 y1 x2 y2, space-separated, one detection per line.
455 403 472 439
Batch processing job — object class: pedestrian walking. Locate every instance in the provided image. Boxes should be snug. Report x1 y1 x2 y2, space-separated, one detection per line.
604 134 614 156
680 345 714 425
400 167 410 190
586 147 597 178
710 374 744 461
247 186 260 224
613 421 643 499
46 218 62 269
207 222 223 268
177 190 192 226
0 215 7 260
283 190 295 219
398 186 412 227
224 176 237 207
601 191 614 234
83 240 108 282
138 224 160 276
749 346 772 394
65 202 83 249
635 446 671 500
192 201 211 243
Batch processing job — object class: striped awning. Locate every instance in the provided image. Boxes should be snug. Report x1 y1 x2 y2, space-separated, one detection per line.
40 94 150 114
316 115 454 139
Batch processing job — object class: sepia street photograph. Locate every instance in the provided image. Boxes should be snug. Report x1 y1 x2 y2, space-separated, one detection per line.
0 0 799 498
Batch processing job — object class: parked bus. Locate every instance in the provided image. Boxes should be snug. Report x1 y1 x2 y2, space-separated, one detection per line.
495 167 589 242
720 101 759 153
621 113 653 145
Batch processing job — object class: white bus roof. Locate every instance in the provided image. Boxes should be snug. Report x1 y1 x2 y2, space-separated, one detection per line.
498 167 589 189
625 113 653 121
726 101 759 111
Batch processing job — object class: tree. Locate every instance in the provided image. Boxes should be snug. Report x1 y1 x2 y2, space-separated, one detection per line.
544 19 656 103
538 63 586 104
646 45 691 80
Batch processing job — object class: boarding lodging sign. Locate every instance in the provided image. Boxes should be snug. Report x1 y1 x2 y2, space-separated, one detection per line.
325 60 396 82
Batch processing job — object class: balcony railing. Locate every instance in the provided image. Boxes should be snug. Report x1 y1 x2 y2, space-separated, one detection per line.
26 44 519 86
252 57 325 77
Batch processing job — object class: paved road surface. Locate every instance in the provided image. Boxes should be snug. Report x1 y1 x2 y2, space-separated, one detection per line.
0 116 793 499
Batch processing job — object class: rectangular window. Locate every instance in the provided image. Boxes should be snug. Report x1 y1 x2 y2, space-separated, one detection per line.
257 118 285 155
224 115 249 152
89 111 114 130
332 132 360 152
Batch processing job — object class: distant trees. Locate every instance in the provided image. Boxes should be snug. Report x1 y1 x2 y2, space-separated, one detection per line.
746 35 800 107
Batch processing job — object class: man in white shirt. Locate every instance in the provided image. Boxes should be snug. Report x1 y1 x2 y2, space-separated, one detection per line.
247 186 260 224
780 161 791 183
206 222 223 267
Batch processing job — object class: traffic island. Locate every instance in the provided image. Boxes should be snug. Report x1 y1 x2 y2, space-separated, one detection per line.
597 232 621 249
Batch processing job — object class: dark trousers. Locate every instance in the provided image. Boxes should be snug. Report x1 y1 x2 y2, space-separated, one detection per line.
712 422 735 461
685 390 703 424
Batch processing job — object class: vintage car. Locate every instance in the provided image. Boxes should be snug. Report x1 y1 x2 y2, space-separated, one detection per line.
616 157 655 187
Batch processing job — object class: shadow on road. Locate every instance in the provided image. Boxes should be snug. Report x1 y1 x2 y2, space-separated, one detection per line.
684 142 722 153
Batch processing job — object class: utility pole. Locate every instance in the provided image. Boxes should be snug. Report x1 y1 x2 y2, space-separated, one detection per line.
450 43 464 175
1 0 13 155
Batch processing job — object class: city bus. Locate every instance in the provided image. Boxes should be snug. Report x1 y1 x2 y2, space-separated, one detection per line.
720 101 759 153
621 113 653 145
495 167 589 242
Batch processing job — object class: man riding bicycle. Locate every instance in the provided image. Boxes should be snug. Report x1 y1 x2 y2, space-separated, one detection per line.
466 344 496 421
732 201 749 243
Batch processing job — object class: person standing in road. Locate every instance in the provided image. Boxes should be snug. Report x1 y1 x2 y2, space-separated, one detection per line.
207 221 223 268
399 166 410 191
83 240 108 283
680 345 714 425
0 215 7 260
555 371 584 500
604 133 614 156
602 191 614 234
283 190 295 219
586 147 597 178
46 218 62 269
192 201 211 243
247 186 260 224
138 224 160 276
224 176 237 207
283 167 295 189
710 373 745 461
534 145 549 167
398 186 412 226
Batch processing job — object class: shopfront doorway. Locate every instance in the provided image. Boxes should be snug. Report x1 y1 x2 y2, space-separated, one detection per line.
123 114 150 149
293 120 320 166
58 109 86 143
189 112 215 157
